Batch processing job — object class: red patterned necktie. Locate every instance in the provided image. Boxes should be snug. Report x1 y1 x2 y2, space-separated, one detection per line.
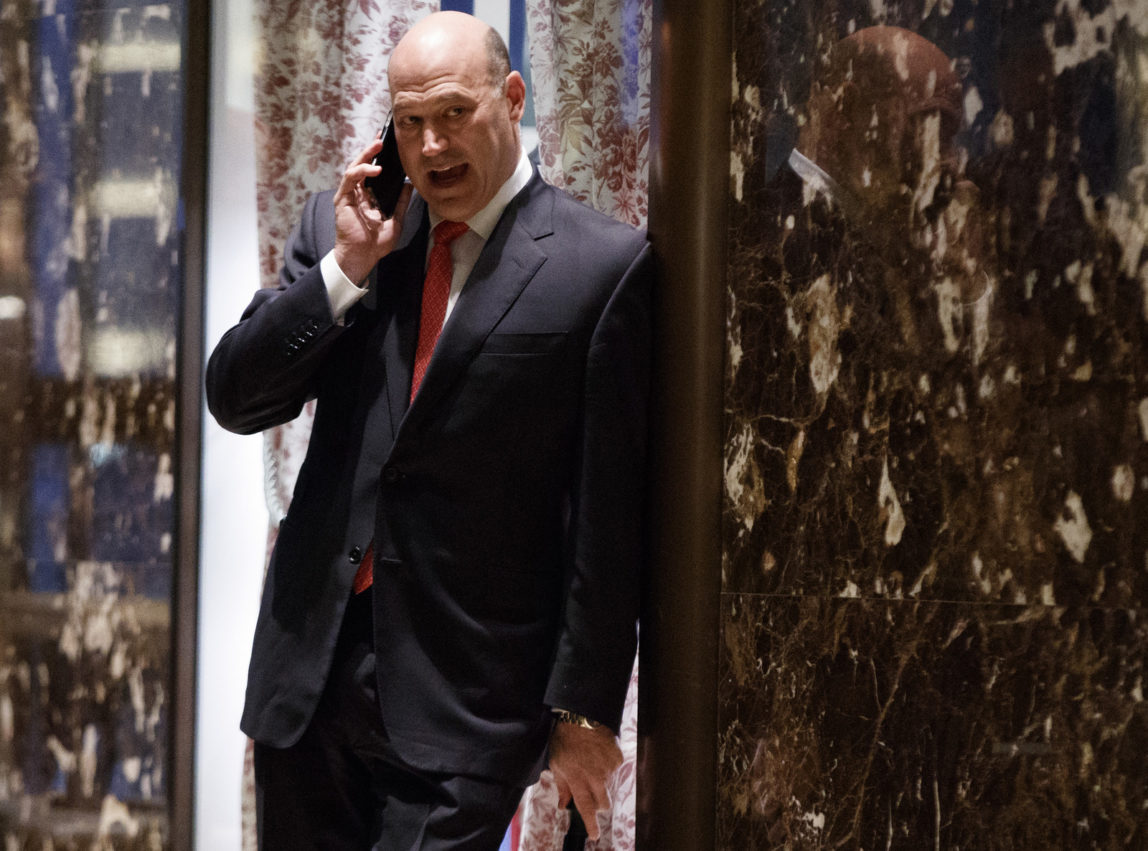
410 219 469 402
352 219 468 595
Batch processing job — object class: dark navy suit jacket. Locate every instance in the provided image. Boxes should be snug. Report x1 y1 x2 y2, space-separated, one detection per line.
205 171 652 785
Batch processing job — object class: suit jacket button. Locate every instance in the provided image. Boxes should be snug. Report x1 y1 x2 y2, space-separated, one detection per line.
348 546 362 564
383 466 400 484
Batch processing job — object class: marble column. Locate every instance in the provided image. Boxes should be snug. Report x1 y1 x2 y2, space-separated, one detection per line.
720 0 1147 846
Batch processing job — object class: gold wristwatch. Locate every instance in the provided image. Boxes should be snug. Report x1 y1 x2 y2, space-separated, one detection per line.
554 710 603 730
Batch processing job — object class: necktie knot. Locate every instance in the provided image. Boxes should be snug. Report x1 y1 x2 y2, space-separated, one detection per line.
433 219 469 247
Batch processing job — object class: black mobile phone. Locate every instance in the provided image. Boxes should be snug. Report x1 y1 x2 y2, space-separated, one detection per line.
364 120 406 217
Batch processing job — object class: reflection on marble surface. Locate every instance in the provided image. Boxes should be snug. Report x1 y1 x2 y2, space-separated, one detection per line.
722 0 1147 845
0 0 184 845
718 596 1147 847
726 0 1147 602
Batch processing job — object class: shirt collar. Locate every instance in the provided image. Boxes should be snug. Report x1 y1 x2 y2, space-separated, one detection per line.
429 149 534 240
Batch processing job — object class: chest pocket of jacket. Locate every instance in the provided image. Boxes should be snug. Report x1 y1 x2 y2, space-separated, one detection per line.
468 331 572 413
478 332 567 356
448 331 575 449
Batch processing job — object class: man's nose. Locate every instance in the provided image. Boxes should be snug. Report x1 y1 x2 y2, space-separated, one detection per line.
421 126 447 156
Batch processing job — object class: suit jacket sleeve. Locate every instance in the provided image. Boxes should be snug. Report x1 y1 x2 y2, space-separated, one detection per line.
543 240 654 731
205 191 343 435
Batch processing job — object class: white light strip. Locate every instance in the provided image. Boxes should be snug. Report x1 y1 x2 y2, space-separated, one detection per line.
89 176 176 218
98 42 181 74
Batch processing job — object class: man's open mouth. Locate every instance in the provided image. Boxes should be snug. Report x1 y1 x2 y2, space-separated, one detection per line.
429 164 468 187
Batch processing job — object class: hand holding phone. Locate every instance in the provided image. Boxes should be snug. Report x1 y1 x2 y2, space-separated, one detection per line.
364 120 406 218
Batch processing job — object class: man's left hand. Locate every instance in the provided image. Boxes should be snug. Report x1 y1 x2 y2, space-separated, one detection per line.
548 721 623 841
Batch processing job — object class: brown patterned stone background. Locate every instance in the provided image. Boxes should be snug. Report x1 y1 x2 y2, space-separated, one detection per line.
719 597 1146 846
723 0 1147 846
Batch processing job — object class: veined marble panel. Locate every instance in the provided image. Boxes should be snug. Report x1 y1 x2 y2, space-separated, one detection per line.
725 0 1148 603
718 595 1148 848
722 0 1148 846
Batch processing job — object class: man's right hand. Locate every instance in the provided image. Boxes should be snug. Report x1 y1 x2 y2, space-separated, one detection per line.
332 137 413 285
548 720 623 841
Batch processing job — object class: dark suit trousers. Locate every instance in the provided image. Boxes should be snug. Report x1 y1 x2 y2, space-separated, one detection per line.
253 592 525 850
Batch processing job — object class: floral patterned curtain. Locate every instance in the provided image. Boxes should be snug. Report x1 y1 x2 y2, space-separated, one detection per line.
244 1 650 848
519 4 649 848
528 0 651 230
251 0 437 545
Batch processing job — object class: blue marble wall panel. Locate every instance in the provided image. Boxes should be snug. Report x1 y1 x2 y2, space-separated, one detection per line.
722 0 1147 844
0 0 185 845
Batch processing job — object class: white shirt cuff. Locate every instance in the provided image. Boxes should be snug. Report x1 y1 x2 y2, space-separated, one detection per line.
320 250 369 323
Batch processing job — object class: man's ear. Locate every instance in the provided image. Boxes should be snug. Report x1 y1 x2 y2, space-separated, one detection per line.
505 70 527 121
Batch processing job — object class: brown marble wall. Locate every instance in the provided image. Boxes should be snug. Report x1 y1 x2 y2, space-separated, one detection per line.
0 0 185 845
722 0 1147 846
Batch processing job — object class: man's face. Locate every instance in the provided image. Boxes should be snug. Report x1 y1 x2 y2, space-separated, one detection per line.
389 29 525 222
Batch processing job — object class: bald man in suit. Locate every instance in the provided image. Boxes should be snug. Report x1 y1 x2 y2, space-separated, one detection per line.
206 11 651 849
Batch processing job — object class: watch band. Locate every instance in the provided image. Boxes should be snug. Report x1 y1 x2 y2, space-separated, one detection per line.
554 710 603 730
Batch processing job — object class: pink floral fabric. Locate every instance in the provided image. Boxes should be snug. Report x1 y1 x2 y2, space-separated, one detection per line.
253 0 436 292
526 0 652 229
251 0 435 517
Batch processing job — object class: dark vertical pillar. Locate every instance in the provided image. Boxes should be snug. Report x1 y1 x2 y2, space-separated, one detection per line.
640 1 730 848
174 0 209 846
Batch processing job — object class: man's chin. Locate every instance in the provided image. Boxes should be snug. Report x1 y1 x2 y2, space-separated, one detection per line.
422 192 480 223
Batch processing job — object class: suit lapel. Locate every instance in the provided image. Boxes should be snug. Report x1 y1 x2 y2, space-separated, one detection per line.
377 202 431 437
398 175 555 433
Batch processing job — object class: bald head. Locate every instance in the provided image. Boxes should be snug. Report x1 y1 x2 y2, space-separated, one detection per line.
387 11 526 221
391 12 510 94
798 27 961 223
